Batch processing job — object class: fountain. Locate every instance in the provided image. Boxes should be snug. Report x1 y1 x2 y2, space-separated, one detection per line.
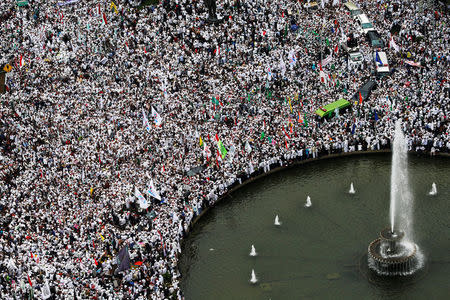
428 183 437 196
250 269 258 284
250 245 257 257
304 196 312 208
368 121 423 276
349 182 356 194
274 215 281 226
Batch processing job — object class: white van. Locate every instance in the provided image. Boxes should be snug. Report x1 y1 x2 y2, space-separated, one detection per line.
349 51 364 67
373 51 390 77
344 2 362 17
356 14 374 34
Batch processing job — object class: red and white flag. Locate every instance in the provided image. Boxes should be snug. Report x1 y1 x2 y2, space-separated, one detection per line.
389 36 400 52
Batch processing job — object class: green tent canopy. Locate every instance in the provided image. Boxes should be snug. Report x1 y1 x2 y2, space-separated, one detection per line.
315 98 351 118
16 0 29 7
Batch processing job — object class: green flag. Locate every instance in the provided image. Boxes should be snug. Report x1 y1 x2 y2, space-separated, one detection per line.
260 131 265 140
211 96 219 105
218 141 227 159
304 114 308 127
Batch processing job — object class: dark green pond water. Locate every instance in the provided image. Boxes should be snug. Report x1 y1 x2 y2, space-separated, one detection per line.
180 154 450 300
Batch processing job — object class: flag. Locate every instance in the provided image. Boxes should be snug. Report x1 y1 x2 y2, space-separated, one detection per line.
267 67 272 81
203 141 211 158
359 91 363 104
162 80 168 99
135 187 149 209
289 97 293 112
319 70 327 84
389 36 400 52
321 0 325 9
322 53 333 66
115 246 131 274
151 106 162 127
217 140 227 159
102 13 107 25
245 141 252 153
199 136 204 147
27 274 32 287
334 44 339 54
288 49 297 69
19 55 25 67
279 54 286 77
332 0 339 6
374 111 379 121
214 44 220 56
260 131 265 140
110 1 118 14
211 96 219 106
41 281 51 299
404 60 421 67
298 112 303 124
147 179 162 201
351 123 356 134
142 108 151 132
375 51 383 66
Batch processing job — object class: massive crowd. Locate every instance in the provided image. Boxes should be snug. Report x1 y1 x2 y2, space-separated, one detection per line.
0 0 448 299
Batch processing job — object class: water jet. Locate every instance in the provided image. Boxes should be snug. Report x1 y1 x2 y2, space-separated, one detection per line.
368 121 423 276
428 183 437 196
274 215 281 226
250 269 258 284
304 196 312 208
349 182 356 194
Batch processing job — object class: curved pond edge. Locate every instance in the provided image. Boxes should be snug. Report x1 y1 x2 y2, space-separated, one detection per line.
186 150 449 234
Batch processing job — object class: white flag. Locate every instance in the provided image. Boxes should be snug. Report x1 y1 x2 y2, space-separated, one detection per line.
267 67 272 81
142 108 151 132
162 78 168 99
321 53 333 66
288 49 297 69
319 70 328 84
41 281 51 299
332 0 339 6
389 37 400 52
203 141 211 158
151 106 163 127
279 54 286 77
135 187 149 209
147 179 162 201
245 141 252 153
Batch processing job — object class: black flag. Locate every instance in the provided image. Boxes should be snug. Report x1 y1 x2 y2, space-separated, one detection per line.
115 245 131 274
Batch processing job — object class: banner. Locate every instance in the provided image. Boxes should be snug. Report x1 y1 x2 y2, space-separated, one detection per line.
321 53 333 67
217 140 227 159
151 106 162 127
404 60 421 67
57 0 79 6
147 179 162 201
135 187 149 209
142 108 151 132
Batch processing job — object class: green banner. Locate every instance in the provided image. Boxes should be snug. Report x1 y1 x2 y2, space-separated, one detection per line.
218 141 227 159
